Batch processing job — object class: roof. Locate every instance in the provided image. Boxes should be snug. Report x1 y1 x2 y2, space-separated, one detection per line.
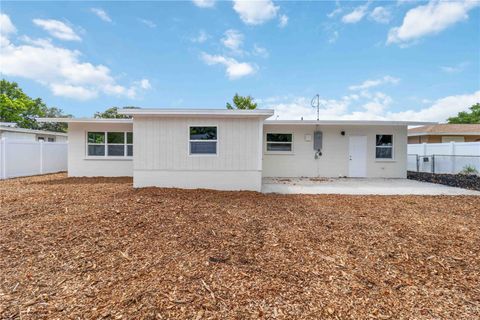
37 118 133 124
0 125 68 136
117 108 274 118
264 120 436 126
408 124 480 136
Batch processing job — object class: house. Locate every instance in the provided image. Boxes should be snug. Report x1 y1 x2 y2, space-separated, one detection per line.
38 109 432 191
408 124 480 144
0 122 68 142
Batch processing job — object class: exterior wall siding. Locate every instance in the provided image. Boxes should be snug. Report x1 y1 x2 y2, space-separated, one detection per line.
68 122 133 177
409 135 480 144
133 116 263 190
262 124 407 178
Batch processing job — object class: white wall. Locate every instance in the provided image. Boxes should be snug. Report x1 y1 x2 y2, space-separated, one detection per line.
68 122 133 177
262 124 407 178
133 116 263 190
0 138 67 179
0 131 36 141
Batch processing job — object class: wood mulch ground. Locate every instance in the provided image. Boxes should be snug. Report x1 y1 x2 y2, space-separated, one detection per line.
1 173 479 319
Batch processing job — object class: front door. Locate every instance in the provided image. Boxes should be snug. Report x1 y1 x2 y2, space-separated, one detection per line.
348 136 367 177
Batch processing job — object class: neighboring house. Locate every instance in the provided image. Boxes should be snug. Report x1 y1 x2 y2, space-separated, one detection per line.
38 109 431 191
408 124 480 144
0 122 68 142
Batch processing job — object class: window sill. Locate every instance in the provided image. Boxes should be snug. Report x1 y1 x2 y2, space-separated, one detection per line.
375 159 396 162
264 152 295 155
84 157 133 161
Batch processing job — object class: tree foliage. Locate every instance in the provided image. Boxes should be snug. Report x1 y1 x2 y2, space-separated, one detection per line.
447 103 480 124
0 79 70 132
94 106 140 119
226 93 257 110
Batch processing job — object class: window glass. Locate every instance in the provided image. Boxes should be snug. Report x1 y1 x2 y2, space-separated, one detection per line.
48 138 55 142
127 132 133 144
190 141 216 154
88 132 105 143
107 132 124 144
267 143 292 152
376 135 392 146
267 133 292 142
266 133 293 152
127 145 133 156
190 127 217 140
88 145 105 156
108 145 125 156
375 134 393 159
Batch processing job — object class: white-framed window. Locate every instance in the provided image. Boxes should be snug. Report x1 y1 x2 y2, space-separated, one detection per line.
266 133 293 152
87 132 133 157
375 134 393 159
48 137 55 142
189 126 217 155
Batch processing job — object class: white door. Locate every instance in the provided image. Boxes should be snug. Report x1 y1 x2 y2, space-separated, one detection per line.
348 136 367 177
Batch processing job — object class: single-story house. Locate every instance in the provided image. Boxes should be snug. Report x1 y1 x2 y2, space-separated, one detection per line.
0 122 68 142
408 124 480 144
39 109 431 191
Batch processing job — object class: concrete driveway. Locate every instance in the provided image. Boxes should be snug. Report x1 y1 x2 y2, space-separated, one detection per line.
261 177 480 195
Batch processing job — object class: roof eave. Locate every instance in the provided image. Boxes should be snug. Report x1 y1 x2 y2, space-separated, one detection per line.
36 118 133 124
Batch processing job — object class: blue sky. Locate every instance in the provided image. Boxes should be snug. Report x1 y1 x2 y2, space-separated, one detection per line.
1 0 479 121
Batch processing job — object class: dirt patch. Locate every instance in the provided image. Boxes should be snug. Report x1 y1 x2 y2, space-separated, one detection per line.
408 171 480 191
1 173 479 319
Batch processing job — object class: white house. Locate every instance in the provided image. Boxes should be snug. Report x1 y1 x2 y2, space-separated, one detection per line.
0 122 68 142
38 109 432 191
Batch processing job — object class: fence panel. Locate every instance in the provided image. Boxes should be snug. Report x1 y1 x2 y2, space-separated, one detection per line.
0 138 67 179
408 142 480 174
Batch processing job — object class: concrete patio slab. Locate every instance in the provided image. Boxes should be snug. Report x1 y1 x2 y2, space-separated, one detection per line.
261 177 480 195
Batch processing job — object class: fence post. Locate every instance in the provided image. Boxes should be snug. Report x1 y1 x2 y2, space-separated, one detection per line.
0 138 5 179
450 142 456 174
39 140 44 175
416 154 419 172
432 154 435 174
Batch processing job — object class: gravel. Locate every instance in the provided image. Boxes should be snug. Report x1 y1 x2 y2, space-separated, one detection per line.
1 173 479 319
408 171 480 191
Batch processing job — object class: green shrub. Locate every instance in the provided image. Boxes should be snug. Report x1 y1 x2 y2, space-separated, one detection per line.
460 165 478 176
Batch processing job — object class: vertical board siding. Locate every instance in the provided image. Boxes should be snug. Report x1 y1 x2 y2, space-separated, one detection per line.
134 117 261 171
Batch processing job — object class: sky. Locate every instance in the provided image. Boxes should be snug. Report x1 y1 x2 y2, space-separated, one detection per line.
0 0 479 121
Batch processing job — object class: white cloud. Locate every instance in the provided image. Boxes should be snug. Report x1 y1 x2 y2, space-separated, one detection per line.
201 52 256 80
342 3 369 24
253 44 269 58
440 62 469 73
387 0 479 45
278 14 288 27
192 0 215 8
222 29 244 52
370 7 392 24
137 78 151 90
139 18 156 28
233 0 279 25
191 30 209 43
90 8 112 23
328 30 339 44
0 13 16 35
262 90 480 122
33 19 81 41
349 76 400 91
0 15 149 100
327 7 343 18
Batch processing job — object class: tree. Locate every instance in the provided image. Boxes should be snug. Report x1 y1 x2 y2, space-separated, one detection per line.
447 103 480 124
226 93 257 110
94 106 140 119
0 79 70 132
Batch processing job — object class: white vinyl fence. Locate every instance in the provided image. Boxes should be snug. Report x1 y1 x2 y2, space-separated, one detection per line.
408 142 480 174
0 138 67 180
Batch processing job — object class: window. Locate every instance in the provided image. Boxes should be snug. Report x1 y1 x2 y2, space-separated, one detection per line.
376 134 393 159
87 132 133 157
266 133 293 152
189 126 217 155
37 137 45 142
48 137 55 142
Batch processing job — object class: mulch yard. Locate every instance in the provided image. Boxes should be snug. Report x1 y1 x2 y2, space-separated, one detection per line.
1 173 479 319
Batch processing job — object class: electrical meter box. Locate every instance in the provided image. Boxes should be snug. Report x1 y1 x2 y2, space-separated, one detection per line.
313 131 323 150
